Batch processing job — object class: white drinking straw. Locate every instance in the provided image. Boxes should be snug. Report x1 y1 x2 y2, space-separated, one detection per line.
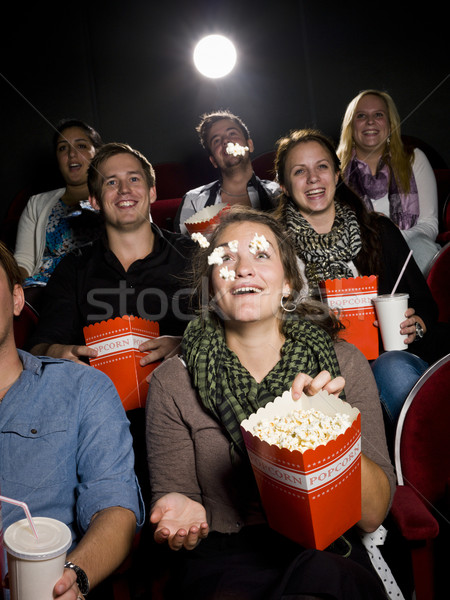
0 495 39 539
391 249 413 296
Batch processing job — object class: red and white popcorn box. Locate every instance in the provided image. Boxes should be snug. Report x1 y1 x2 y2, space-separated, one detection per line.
184 203 231 237
240 390 361 550
83 316 160 411
319 275 379 360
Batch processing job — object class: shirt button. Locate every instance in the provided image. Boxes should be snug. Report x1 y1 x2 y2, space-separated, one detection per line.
30 429 37 434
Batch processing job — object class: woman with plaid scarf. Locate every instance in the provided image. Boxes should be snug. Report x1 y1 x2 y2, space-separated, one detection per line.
146 207 396 599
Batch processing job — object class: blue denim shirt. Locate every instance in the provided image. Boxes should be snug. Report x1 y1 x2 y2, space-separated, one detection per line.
0 351 144 551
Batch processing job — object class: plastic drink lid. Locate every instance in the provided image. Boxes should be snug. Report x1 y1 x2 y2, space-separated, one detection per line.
4 517 72 560
375 293 409 301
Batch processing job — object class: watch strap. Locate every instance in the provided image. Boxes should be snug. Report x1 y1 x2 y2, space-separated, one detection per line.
64 561 90 595
415 321 424 339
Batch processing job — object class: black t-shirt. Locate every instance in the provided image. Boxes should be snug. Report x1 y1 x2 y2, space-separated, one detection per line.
30 227 195 347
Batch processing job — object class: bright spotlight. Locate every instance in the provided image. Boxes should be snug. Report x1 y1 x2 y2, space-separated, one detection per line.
193 35 237 78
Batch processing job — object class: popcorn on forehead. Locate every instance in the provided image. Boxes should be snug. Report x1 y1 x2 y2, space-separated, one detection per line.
228 239 238 253
249 233 270 254
192 232 270 280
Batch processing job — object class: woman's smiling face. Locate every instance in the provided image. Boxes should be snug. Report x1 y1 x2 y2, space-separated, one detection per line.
352 93 390 156
281 141 339 222
210 221 290 325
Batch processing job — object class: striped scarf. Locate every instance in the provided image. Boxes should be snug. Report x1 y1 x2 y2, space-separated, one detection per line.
286 200 362 291
182 315 342 457
345 153 419 230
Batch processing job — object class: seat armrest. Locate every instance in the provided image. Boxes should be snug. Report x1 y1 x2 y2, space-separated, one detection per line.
390 486 439 541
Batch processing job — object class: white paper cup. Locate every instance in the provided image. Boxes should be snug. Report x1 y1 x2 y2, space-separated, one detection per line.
4 517 72 600
372 293 409 351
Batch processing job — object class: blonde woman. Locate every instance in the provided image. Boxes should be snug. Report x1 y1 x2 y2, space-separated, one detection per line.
337 89 440 274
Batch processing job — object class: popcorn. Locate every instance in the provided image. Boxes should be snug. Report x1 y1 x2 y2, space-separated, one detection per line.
228 240 239 253
241 390 361 550
208 245 226 265
226 142 249 156
252 408 352 452
191 232 210 248
219 266 236 281
249 233 270 255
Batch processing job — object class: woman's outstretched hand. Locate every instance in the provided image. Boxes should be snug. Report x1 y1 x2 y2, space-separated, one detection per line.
292 370 345 400
150 492 209 551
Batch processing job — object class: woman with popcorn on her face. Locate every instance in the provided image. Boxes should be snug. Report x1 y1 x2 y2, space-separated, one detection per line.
146 206 397 600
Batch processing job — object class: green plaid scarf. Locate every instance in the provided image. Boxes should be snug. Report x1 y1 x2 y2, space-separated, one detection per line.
182 315 342 457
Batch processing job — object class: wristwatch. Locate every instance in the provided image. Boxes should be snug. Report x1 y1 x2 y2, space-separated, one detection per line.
64 562 90 595
415 321 424 339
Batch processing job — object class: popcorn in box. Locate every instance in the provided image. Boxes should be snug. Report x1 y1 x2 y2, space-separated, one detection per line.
319 275 379 360
83 316 160 411
184 203 231 237
240 390 361 550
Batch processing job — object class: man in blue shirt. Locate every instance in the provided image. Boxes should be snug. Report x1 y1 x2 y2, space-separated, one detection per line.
0 241 143 599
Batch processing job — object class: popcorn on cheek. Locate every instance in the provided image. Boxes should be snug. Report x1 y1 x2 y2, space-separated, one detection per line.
219 266 236 281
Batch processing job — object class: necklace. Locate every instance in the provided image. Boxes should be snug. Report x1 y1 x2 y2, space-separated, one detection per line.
220 187 249 198
0 370 23 403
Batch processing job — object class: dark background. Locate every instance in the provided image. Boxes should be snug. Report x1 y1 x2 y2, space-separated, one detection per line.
1 0 448 223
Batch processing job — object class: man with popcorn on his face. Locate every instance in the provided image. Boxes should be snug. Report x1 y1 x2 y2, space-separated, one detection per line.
174 110 280 234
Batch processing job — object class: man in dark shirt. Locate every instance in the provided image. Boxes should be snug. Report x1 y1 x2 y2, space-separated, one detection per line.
30 142 194 365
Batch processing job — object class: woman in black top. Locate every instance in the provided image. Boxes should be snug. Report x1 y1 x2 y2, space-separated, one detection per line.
273 128 446 432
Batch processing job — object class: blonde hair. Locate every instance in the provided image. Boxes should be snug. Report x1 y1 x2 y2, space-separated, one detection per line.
337 89 413 194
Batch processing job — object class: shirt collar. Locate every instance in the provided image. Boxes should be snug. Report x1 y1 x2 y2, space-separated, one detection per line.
218 172 258 188
17 349 65 377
